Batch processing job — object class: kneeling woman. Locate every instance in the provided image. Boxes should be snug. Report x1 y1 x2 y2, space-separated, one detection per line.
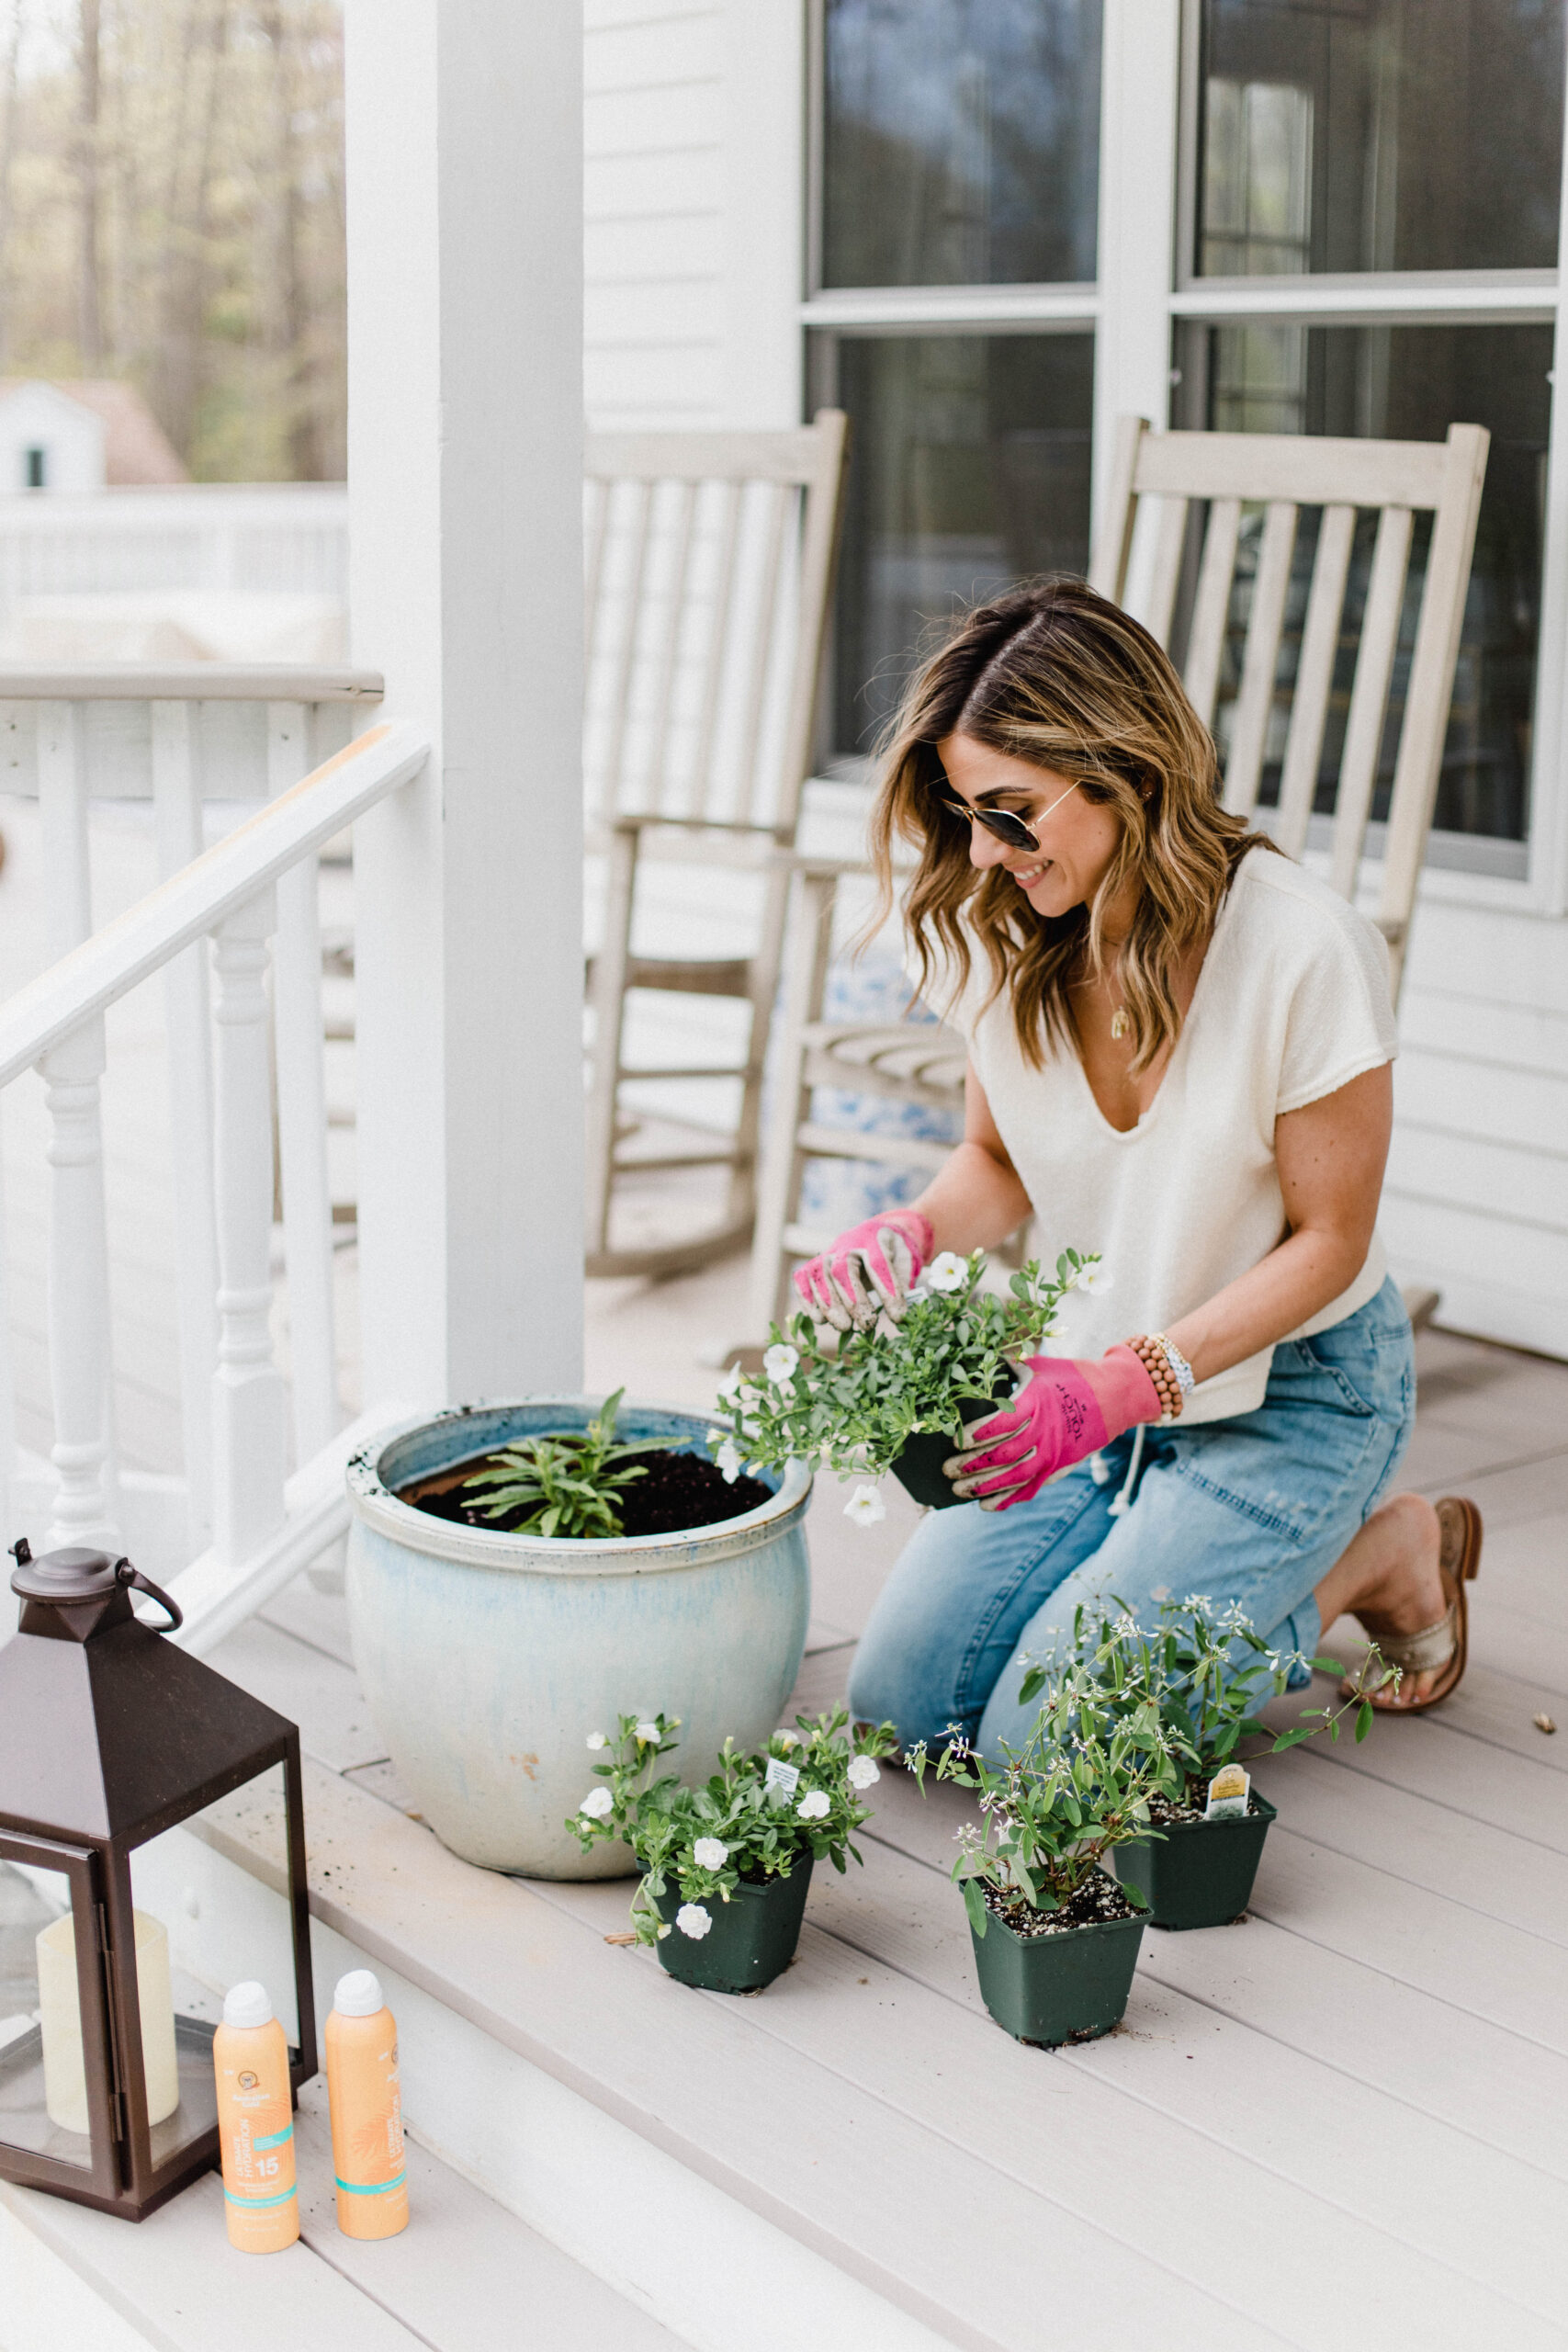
797 578 1479 1757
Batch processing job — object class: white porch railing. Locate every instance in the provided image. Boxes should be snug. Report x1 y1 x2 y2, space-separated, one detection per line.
0 485 349 609
0 688 427 1655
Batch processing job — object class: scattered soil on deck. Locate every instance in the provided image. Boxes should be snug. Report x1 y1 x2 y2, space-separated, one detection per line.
400 1446 773 1539
986 1871 1141 1939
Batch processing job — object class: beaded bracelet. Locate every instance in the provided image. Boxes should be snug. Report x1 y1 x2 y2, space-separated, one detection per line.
1124 1332 1191 1423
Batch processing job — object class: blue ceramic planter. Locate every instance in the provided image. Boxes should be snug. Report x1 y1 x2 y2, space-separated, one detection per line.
345 1398 812 1880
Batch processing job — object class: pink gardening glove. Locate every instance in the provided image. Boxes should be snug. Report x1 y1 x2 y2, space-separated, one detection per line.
794 1208 934 1332
944 1347 1162 1511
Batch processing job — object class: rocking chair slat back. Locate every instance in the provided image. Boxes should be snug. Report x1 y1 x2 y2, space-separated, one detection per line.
582 412 850 1280
1095 415 1488 995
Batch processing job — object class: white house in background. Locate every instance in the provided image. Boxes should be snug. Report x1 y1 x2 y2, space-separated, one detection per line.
578 0 1568 1363
0 379 187 492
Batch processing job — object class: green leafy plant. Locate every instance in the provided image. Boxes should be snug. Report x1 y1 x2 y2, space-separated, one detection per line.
461 1388 663 1540
908 1624 1187 1936
568 1708 900 1946
1018 1596 1398 1815
706 1249 1100 1485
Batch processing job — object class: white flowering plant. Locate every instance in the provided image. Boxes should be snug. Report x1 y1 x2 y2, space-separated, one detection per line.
1021 1596 1394 1804
568 1707 899 1946
908 1624 1186 1934
707 1250 1097 1487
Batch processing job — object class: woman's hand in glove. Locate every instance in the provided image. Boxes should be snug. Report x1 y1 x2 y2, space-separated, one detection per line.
793 1208 934 1332
944 1346 1163 1510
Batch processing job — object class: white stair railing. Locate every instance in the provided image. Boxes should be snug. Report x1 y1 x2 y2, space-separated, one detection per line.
0 709 429 1652
1 665 381 1564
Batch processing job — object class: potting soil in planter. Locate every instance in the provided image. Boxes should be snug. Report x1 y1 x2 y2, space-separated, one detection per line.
400 1447 773 1538
969 1869 1145 2046
1111 1787 1278 1931
651 1861 813 1994
892 1374 1019 1510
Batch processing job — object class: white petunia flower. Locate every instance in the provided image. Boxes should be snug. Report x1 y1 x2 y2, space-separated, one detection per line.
926 1251 968 1293
675 1903 712 1939
796 1789 830 1821
762 1342 800 1385
579 1787 614 1819
585 1731 609 1751
847 1755 881 1791
843 1481 886 1527
1075 1259 1113 1294
716 1363 744 1396
635 1720 660 1744
716 1438 743 1485
692 1837 728 1871
775 1730 799 1750
706 1427 726 1449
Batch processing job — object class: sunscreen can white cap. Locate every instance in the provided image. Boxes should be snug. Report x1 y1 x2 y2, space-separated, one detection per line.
333 1968 385 2018
222 1980 273 2030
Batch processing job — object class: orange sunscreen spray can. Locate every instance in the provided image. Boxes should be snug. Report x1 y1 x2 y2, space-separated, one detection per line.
324 1969 408 2238
213 1981 299 2252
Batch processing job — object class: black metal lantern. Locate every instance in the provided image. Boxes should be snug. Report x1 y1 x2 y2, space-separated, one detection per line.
0 1542 316 2219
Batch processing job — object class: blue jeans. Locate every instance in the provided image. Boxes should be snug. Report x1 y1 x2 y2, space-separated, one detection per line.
847 1277 1416 1757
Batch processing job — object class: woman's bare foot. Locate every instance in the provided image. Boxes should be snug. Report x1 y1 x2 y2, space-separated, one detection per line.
1313 1492 1448 1708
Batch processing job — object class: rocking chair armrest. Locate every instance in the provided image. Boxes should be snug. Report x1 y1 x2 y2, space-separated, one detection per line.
610 811 788 840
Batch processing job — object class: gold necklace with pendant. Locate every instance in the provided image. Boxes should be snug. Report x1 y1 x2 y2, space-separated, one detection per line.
1111 1006 1130 1041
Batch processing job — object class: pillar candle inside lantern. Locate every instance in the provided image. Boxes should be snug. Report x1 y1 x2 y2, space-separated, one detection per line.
37 1907 180 2132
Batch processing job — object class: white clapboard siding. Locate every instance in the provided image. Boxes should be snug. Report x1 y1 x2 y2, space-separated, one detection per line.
584 5 727 430
1382 893 1568 1354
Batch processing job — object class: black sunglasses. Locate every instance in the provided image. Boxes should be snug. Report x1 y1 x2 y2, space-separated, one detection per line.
932 777 1080 854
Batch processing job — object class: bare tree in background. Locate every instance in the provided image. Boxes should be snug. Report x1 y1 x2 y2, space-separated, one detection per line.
0 3 20 376
1 0 346 480
75 0 103 368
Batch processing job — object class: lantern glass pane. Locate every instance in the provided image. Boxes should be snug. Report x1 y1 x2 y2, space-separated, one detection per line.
0 1861 95 2169
131 1762 300 2098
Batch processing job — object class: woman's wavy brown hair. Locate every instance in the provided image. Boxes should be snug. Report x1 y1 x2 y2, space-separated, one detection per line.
868 574 1273 1074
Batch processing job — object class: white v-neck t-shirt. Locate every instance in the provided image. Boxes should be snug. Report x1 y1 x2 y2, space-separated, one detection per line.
930 846 1399 1424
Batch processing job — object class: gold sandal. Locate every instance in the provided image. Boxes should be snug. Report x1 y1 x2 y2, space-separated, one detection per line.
1341 1496 1483 1713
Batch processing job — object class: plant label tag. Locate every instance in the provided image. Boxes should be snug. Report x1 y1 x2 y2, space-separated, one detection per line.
764 1757 800 1800
1204 1764 1250 1821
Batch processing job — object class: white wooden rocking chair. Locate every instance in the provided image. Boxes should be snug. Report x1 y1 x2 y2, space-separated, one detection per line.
583 412 848 1278
746 414 1488 1333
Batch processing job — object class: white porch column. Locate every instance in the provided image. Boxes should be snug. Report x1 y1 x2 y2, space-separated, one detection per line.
1093 0 1182 537
344 0 584 1409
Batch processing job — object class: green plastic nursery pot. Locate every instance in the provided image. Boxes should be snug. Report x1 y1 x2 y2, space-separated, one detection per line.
969 1876 1146 2046
1111 1794 1278 1930
652 1860 814 1994
892 1379 1017 1510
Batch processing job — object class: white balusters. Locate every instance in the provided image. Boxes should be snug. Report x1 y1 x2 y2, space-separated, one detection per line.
209 890 287 1564
37 696 121 1550
152 700 220 1550
41 1021 119 1550
268 702 340 1465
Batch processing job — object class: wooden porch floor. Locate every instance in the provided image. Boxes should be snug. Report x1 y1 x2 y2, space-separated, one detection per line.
188 1253 1568 2349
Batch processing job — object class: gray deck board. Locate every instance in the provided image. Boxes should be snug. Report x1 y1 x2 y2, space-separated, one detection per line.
799 1838 1566 2324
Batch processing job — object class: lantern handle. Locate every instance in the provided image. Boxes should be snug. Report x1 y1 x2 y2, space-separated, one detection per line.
114 1557 184 1633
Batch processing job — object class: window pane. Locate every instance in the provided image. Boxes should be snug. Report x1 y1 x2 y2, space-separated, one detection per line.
1199 322 1549 840
829 333 1094 757
1198 0 1565 276
823 1 1102 287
